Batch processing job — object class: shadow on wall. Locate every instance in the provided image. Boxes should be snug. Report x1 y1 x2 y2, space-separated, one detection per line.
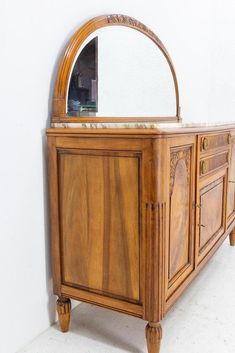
41 36 66 325
41 24 84 324
42 19 100 324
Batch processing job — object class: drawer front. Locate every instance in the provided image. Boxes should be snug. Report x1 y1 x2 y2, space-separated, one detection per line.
200 151 228 176
200 133 230 153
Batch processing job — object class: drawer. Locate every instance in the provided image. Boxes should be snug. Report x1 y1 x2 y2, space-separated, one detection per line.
200 151 228 176
200 132 230 153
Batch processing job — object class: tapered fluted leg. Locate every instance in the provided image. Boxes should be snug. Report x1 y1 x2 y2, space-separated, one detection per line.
230 229 235 246
56 297 71 332
145 322 162 353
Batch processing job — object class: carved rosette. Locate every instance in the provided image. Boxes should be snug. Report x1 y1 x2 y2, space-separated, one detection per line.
145 322 162 353
107 14 165 49
170 148 191 196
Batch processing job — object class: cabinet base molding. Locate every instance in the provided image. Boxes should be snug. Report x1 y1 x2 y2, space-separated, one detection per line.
145 322 162 353
230 229 235 246
56 297 71 332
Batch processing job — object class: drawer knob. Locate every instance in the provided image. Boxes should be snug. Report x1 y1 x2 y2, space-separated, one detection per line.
200 161 207 174
202 137 209 150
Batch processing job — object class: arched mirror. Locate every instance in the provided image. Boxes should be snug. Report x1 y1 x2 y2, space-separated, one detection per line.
53 15 180 123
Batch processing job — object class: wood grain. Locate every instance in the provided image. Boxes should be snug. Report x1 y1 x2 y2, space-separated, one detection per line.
230 229 235 246
199 178 224 248
61 284 143 317
227 143 235 224
56 297 71 332
200 132 230 153
47 137 62 294
198 174 226 261
169 148 190 280
59 150 140 303
166 138 196 300
145 322 162 353
47 126 235 353
200 152 228 176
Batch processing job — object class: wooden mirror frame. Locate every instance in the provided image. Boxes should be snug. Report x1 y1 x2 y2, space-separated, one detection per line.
52 14 180 124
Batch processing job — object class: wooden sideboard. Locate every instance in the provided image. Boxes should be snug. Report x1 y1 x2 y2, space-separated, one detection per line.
47 124 235 353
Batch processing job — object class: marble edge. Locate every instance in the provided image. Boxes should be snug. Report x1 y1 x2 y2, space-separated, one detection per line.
51 121 235 129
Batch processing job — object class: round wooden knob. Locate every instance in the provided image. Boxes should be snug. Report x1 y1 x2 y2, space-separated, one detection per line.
202 137 209 150
200 161 207 174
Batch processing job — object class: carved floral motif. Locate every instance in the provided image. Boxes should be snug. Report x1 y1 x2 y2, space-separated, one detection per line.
170 148 191 196
107 14 165 48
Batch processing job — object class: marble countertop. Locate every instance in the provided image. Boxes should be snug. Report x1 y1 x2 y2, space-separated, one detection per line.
51 121 235 129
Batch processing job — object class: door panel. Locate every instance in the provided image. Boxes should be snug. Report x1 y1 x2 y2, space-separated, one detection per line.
166 142 195 299
169 158 190 279
197 172 226 263
58 150 141 303
199 178 224 251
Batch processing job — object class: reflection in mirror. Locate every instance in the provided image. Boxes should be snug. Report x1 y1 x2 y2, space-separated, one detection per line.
67 26 176 118
68 37 98 116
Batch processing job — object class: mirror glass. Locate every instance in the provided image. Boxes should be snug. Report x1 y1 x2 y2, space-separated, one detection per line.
67 26 176 118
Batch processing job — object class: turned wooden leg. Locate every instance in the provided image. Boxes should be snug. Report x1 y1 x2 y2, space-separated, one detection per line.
56 297 71 332
230 229 235 246
145 322 162 353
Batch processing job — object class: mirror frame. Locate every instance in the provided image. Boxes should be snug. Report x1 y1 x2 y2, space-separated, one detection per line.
52 14 180 123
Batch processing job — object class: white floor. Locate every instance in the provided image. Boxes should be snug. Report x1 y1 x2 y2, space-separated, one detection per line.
18 239 235 353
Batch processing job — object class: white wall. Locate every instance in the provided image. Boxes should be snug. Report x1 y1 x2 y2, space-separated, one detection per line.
1 1 235 353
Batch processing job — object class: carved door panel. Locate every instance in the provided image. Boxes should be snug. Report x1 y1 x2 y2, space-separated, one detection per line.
166 137 196 300
227 139 235 225
197 169 227 263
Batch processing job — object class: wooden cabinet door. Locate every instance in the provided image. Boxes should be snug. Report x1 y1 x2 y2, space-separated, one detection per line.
48 136 152 317
48 135 153 317
227 137 235 225
58 149 141 303
166 136 196 300
196 169 227 263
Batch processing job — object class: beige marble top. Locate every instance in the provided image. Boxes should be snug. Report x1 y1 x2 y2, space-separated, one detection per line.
51 121 235 129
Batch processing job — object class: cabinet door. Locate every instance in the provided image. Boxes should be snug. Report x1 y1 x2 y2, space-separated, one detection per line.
166 138 196 299
58 149 141 304
227 139 235 225
197 170 227 263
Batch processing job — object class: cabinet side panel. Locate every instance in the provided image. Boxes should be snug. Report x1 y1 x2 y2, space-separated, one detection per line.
227 143 235 223
47 136 62 294
58 151 140 303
